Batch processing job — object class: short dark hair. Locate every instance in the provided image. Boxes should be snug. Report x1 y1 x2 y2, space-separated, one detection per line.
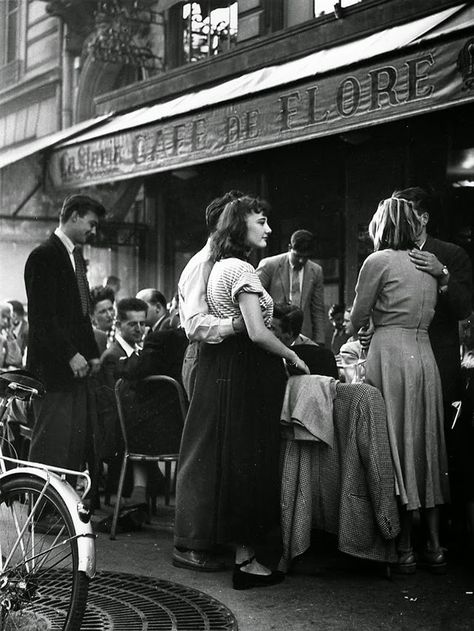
210 196 268 261
105 275 120 286
90 285 115 310
290 230 315 255
60 194 106 223
205 190 245 233
273 303 304 337
392 187 432 214
138 288 167 310
7 299 24 317
328 304 345 319
116 298 148 322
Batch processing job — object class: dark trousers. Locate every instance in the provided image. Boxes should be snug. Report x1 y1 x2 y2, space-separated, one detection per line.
30 380 90 470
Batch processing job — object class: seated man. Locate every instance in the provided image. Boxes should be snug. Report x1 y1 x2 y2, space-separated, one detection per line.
96 298 148 507
272 303 338 378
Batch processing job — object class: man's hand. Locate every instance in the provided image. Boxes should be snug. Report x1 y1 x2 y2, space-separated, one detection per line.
69 353 89 378
409 249 444 278
89 358 101 375
232 316 246 333
358 324 374 351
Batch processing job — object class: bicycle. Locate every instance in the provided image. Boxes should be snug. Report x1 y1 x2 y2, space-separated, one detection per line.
0 371 96 630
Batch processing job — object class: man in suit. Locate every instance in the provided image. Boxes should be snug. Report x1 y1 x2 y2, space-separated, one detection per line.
257 229 325 345
136 288 172 339
98 297 148 506
272 303 338 378
395 187 473 542
100 297 147 390
24 194 106 470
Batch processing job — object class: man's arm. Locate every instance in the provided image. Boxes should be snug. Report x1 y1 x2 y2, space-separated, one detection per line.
179 258 242 343
310 264 326 345
409 244 472 320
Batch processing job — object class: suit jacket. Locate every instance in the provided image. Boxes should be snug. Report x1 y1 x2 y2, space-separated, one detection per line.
129 327 188 383
257 253 325 344
280 382 399 570
424 236 472 402
291 344 339 379
24 233 99 391
94 328 108 356
118 328 188 455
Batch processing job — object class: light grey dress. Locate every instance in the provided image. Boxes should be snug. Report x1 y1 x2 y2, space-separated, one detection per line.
351 249 449 510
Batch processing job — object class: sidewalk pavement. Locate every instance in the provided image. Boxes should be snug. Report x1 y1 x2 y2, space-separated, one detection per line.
92 501 474 631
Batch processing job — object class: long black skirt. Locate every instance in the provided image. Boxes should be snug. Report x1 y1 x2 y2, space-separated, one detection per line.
174 334 286 550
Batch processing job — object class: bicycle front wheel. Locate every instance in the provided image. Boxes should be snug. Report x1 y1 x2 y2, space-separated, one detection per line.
0 474 89 630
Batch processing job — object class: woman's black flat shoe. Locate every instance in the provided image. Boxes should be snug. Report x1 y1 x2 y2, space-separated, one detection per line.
232 558 285 590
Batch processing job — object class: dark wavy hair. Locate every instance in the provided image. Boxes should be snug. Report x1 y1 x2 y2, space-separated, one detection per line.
210 196 268 261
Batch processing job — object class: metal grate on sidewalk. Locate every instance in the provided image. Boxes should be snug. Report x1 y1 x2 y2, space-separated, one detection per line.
19 570 238 630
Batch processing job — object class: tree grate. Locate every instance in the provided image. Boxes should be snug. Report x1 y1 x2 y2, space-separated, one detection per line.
11 570 238 630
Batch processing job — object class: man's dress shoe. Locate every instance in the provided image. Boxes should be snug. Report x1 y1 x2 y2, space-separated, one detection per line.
172 547 225 572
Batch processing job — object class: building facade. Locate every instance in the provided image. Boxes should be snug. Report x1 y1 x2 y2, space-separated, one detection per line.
1 0 473 324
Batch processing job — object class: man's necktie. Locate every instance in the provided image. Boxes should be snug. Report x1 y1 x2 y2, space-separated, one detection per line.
73 246 91 317
291 267 301 307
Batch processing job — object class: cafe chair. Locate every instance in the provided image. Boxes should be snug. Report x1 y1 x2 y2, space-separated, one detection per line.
111 375 188 540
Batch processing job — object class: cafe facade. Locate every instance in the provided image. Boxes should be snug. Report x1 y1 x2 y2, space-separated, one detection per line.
46 3 474 309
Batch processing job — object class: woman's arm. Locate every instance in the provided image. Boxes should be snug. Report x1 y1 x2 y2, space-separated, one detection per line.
238 293 309 374
351 255 385 331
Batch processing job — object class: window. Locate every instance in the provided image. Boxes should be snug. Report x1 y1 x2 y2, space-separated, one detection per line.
314 0 362 18
5 0 19 64
181 1 238 63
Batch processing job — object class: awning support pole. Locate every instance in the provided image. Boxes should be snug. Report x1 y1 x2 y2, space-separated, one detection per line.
11 180 42 217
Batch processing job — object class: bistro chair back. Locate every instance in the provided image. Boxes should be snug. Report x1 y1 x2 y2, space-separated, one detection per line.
111 375 188 540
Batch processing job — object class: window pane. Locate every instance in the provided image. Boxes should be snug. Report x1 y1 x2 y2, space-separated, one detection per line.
314 0 362 18
7 12 18 63
182 1 237 63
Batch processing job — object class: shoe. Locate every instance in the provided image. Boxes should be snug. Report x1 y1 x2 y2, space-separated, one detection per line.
232 557 285 590
172 548 226 572
418 547 447 574
391 549 416 575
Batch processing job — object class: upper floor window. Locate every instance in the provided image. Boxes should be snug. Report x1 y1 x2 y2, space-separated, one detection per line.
182 1 238 63
4 0 20 64
314 0 362 18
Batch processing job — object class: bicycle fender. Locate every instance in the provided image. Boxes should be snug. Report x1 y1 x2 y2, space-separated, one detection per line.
0 468 96 579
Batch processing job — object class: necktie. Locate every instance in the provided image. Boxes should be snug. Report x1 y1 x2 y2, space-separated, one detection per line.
73 246 91 316
291 267 301 307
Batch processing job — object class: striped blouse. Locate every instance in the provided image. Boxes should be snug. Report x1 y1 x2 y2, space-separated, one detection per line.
207 258 273 328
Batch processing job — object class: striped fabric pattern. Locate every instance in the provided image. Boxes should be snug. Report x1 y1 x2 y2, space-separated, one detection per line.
207 258 273 327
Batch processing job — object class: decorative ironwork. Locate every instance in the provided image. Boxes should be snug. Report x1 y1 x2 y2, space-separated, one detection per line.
457 38 474 91
87 0 163 70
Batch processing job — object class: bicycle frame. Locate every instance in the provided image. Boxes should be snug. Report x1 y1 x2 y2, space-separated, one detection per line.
0 384 96 580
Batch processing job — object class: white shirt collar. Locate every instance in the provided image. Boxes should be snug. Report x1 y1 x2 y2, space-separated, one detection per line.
115 332 138 357
417 239 427 250
54 226 75 254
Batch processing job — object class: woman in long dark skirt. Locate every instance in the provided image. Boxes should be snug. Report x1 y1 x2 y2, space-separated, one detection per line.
174 196 309 589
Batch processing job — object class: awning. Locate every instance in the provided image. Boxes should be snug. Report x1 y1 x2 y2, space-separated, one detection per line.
0 114 112 170
49 3 474 189
58 4 467 148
